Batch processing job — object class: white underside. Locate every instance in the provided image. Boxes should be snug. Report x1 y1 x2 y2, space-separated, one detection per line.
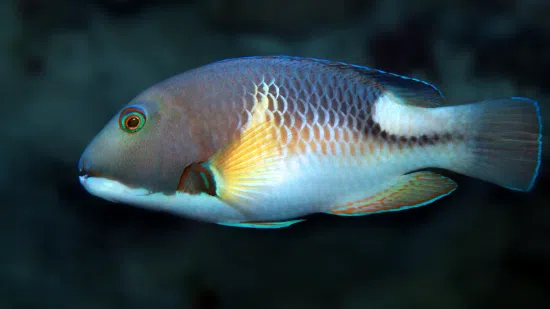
79 175 245 222
79 142 452 223
79 158 390 223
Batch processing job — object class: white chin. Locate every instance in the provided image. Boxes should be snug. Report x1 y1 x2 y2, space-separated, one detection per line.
78 176 244 222
79 176 150 203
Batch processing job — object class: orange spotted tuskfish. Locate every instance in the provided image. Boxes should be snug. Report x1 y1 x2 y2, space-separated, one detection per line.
78 56 543 228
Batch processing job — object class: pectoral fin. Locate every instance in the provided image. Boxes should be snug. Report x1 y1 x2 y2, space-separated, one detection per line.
216 219 305 229
206 119 284 208
327 171 457 216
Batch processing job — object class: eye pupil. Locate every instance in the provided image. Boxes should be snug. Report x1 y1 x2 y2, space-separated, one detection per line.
126 116 140 129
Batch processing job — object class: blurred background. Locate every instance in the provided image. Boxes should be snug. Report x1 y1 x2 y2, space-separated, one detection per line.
1 0 549 308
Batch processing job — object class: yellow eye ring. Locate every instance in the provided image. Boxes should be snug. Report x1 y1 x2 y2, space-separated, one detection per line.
119 107 146 133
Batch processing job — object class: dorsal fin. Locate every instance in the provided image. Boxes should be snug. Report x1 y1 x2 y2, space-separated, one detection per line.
354 68 445 108
320 60 446 108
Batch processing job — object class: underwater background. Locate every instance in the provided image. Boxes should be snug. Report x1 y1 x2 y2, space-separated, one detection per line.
1 0 549 308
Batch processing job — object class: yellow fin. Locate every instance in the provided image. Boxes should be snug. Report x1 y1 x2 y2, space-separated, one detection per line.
207 120 284 208
327 171 457 216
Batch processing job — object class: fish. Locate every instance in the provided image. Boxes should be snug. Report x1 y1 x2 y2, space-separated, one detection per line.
78 56 543 229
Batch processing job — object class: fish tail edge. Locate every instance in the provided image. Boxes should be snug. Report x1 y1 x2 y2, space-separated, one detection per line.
451 97 542 191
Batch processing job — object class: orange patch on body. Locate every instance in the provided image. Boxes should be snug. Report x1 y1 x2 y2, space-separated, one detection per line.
286 123 340 155
368 143 375 153
264 109 404 159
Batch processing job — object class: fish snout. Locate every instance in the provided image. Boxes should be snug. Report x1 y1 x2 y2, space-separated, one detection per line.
78 156 87 176
78 148 100 180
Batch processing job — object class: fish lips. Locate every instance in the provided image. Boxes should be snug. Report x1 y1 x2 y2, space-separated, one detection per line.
78 158 119 203
78 161 155 204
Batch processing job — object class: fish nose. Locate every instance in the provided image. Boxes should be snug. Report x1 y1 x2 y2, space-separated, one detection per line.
78 146 95 177
78 153 89 177
78 156 86 175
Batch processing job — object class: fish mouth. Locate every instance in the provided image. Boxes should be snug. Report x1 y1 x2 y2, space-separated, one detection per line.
78 164 100 179
78 169 153 201
78 166 120 202
78 171 89 181
77 160 153 200
78 171 93 183
78 155 98 178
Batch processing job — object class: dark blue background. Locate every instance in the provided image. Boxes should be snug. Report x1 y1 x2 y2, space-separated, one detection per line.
2 1 548 308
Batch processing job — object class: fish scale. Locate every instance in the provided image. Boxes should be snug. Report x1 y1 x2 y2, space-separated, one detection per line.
239 71 436 167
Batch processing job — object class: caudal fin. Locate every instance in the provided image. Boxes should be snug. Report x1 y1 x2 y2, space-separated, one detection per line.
453 97 542 192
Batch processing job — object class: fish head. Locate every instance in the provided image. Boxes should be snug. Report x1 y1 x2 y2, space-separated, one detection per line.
78 87 200 206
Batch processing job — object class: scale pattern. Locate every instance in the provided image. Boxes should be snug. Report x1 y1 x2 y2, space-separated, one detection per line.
226 57 456 166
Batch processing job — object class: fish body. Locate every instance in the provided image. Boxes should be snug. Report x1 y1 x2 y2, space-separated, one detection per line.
78 56 543 228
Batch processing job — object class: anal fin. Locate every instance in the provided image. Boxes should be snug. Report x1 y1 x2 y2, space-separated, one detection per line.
216 219 305 229
327 171 457 216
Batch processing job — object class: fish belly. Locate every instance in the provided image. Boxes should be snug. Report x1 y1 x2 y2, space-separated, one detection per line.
242 151 418 221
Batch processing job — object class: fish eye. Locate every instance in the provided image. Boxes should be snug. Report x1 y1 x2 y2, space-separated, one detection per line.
119 107 146 133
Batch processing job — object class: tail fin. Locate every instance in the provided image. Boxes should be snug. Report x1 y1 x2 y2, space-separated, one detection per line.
452 97 542 191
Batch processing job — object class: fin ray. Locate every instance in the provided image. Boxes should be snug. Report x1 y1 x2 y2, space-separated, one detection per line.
446 97 542 191
309 56 447 108
327 171 457 216
207 115 284 208
358 69 446 108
